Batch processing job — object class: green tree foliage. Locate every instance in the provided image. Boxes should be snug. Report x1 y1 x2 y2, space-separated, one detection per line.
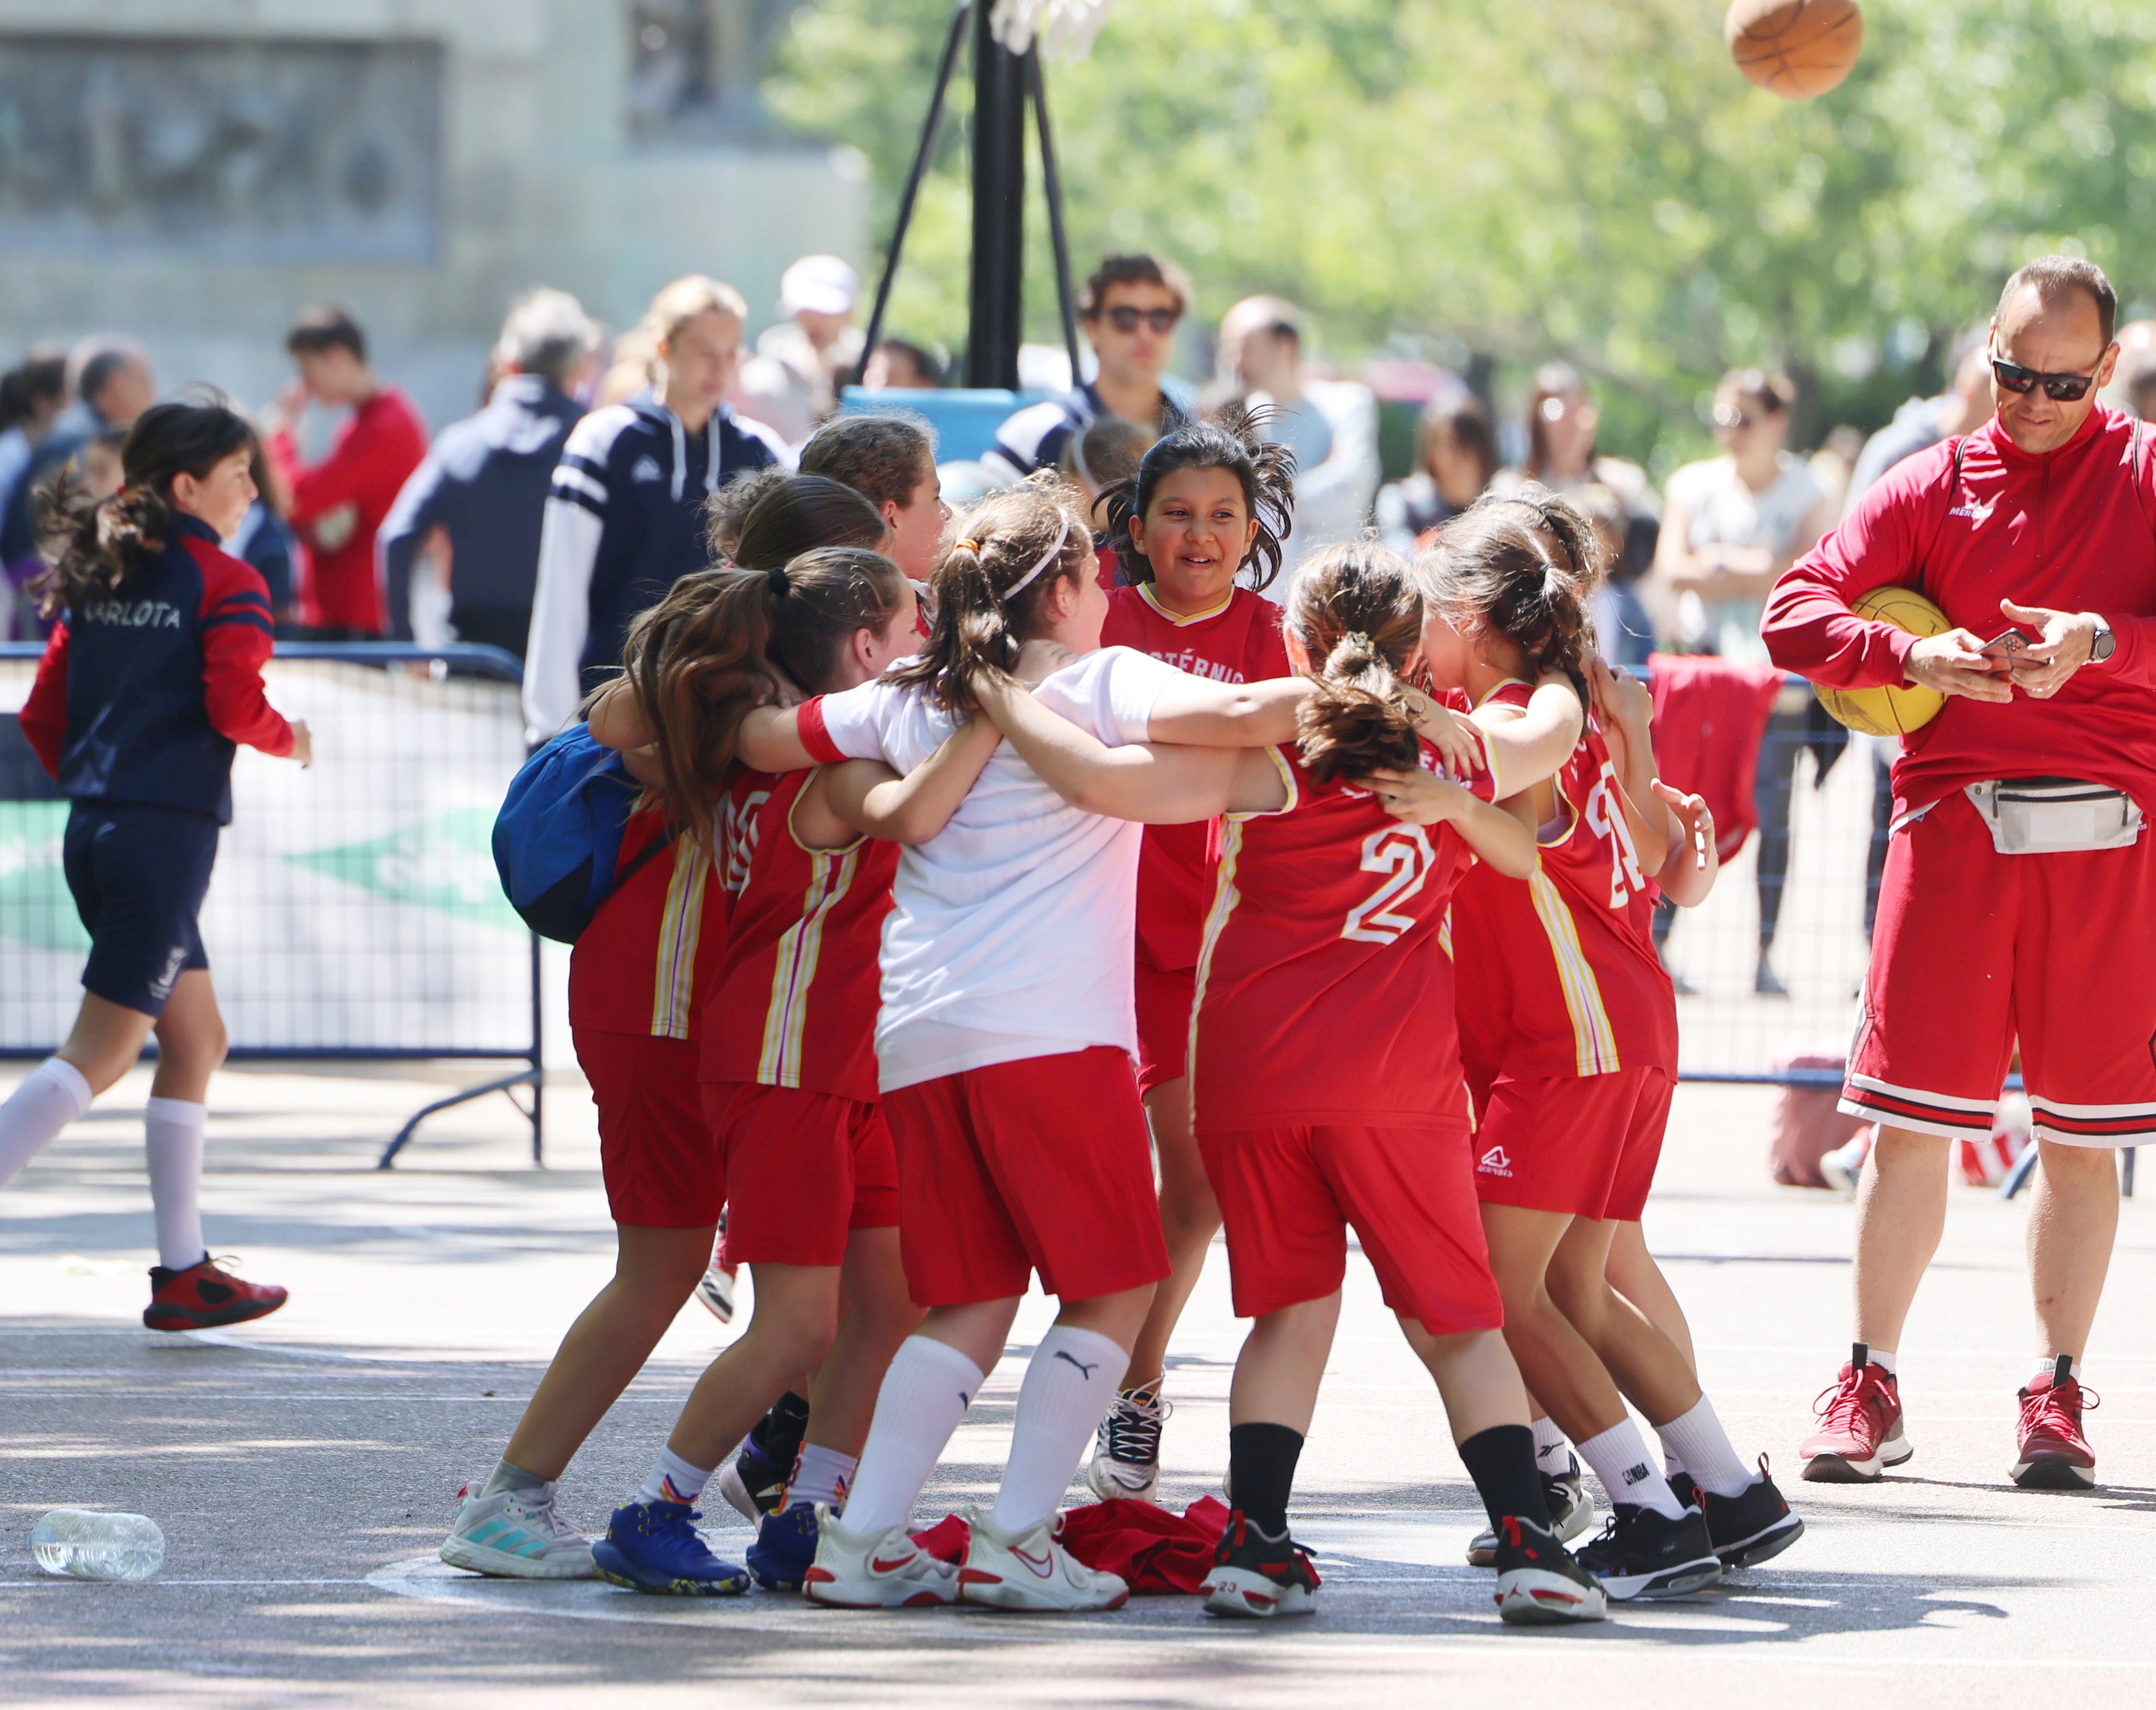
766 0 2156 463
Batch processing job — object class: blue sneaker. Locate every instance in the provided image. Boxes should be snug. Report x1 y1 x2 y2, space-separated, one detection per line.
747 1503 820 1591
591 1500 750 1596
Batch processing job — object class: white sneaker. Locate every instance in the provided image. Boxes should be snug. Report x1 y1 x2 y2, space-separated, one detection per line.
696 1257 736 1323
956 1507 1128 1612
801 1506 958 1609
439 1480 596 1579
1085 1385 1169 1503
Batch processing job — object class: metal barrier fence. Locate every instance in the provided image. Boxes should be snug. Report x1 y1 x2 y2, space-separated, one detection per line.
0 642 542 1166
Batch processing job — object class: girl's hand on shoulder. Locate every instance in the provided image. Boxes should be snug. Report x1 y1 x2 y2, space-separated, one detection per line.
1401 687 1482 778
1362 765 1468 826
288 720 313 769
1589 657 1652 731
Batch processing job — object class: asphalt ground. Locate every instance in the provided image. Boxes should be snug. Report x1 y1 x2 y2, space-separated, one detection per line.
3 1067 2153 1707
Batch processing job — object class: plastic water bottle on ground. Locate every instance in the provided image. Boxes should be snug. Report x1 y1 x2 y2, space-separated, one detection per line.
29 1510 165 1581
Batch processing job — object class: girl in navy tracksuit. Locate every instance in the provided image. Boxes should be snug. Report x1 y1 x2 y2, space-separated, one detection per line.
1 400 311 1329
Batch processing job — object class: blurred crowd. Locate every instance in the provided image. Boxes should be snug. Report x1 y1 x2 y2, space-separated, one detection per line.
10 247 2151 995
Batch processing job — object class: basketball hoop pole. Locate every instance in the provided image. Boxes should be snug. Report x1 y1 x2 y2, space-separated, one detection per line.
854 0 1084 391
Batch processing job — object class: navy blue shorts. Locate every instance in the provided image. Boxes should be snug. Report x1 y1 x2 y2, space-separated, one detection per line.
62 803 219 1017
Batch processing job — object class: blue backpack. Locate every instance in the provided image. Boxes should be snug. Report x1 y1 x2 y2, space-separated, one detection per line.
492 724 675 942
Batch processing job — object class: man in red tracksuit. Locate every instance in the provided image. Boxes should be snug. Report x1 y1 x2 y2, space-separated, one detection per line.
267 305 428 638
1765 256 2156 1494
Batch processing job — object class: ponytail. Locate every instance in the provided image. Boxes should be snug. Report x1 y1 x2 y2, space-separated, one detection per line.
34 397 256 616
618 544 909 845
1416 482 1599 705
889 475 1089 715
1286 537 1426 784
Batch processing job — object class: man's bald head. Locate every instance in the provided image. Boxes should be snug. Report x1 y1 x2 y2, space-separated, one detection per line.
1997 255 2117 349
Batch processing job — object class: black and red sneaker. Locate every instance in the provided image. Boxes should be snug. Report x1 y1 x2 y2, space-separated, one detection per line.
144 1256 289 1331
1201 1509 1321 1619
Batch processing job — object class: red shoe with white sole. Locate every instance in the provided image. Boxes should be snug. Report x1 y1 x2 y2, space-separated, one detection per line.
2012 1358 2098 1489
1800 1343 1912 1482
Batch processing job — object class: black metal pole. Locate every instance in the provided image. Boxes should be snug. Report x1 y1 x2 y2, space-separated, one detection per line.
966 2 1027 389
854 1 974 385
1027 49 1082 387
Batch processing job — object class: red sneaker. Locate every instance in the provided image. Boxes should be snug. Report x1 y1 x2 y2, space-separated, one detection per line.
2012 1358 2098 1489
144 1256 289 1332
1799 1343 1912 1482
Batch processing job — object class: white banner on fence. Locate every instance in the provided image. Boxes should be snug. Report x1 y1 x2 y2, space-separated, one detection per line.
1 660 532 1056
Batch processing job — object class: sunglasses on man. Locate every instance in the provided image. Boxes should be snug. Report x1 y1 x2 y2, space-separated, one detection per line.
1989 347 2107 402
1100 306 1181 335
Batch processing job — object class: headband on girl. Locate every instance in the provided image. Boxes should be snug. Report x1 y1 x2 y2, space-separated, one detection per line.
1001 513 1073 604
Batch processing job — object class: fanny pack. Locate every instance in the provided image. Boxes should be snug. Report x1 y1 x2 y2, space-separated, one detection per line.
1963 777 2145 855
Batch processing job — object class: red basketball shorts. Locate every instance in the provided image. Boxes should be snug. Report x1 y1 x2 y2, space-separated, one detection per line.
1195 1119 1503 1335
1471 1068 1675 1223
576 1029 723 1229
1842 790 2156 1148
882 1045 1169 1308
703 1081 900 1268
1132 960 1195 1097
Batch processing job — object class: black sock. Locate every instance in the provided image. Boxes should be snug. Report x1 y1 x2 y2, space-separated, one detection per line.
750 1390 812 1465
1459 1424 1553 1534
1227 1422 1304 1537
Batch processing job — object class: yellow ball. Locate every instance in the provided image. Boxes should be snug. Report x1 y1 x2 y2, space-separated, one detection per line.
1812 585 1949 736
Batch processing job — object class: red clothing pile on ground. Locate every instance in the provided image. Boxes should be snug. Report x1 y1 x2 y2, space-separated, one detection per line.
1645 653 1783 860
1763 404 2156 816
1057 1495 1234 1593
268 386 429 635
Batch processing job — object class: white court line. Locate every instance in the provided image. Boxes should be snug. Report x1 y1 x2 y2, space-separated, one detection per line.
2 1578 369 1587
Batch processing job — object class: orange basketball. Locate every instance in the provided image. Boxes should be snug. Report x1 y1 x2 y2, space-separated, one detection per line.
1726 0 1864 100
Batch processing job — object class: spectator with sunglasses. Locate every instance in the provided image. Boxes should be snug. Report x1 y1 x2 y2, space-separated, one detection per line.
1767 254 2156 1497
985 254 1193 482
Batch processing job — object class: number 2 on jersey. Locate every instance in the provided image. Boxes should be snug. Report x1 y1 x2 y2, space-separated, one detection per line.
1341 824 1437 944
1583 761 1646 908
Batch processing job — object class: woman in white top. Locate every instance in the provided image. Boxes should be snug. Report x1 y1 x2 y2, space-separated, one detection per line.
1652 368 1837 995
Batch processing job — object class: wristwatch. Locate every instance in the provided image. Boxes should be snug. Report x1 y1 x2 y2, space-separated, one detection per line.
2092 618 2116 664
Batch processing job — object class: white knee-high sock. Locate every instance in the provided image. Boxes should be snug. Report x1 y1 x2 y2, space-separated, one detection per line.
1577 1418 1686 1520
839 1336 985 1538
988 1325 1129 1537
1654 1396 1755 1499
0 1058 92 1189
144 1097 206 1271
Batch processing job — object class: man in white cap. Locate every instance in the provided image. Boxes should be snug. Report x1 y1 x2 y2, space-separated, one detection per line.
733 255 867 447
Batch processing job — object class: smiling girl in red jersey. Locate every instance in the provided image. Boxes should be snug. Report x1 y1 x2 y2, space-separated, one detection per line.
1084 413 1297 1503
1405 490 1799 1602
971 539 1605 1626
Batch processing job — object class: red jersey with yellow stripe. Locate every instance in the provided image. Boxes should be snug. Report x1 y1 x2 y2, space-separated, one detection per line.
1190 729 1496 1131
701 767 894 1104
1451 680 1677 1087
1103 583 1291 973
568 807 726 1039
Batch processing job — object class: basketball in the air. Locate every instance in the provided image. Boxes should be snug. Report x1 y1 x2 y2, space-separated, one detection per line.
1814 586 1949 737
1726 0 1864 100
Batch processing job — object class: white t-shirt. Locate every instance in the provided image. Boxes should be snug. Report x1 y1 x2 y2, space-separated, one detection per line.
1664 451 1823 663
809 645 1184 1091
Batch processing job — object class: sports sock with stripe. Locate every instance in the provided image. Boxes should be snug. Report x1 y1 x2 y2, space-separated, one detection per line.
1460 1424 1555 1534
0 1057 91 1189
144 1097 207 1272
638 1445 713 1506
839 1335 985 1537
1577 1418 1687 1520
1653 1395 1754 1499
988 1325 1128 1537
1226 1422 1304 1537
782 1443 857 1512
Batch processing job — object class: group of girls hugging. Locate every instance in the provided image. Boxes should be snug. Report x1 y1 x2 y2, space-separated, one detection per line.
442 406 1807 1623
